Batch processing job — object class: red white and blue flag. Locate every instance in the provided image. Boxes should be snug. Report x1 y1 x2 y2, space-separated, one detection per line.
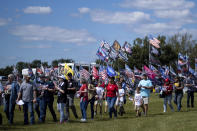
99 66 108 80
79 66 90 80
149 35 160 49
92 66 99 80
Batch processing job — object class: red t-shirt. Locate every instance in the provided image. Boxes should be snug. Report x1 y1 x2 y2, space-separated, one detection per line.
80 84 88 101
106 83 118 97
163 83 173 95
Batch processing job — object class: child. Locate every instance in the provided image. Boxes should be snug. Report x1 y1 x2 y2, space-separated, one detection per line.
134 87 143 117
94 80 105 116
115 83 125 116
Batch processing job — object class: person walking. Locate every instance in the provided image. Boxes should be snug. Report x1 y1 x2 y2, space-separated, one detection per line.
88 77 96 119
184 74 195 108
105 76 119 119
3 74 20 124
138 74 153 116
42 76 57 122
65 73 78 121
77 78 88 122
162 78 174 112
54 75 68 124
174 77 184 112
16 75 37 125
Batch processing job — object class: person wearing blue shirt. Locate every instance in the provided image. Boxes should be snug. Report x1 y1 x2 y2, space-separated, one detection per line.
3 74 20 124
138 74 153 116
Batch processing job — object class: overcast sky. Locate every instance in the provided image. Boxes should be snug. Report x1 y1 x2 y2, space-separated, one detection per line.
0 0 197 68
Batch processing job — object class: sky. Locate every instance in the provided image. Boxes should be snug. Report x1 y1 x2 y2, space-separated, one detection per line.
0 0 197 68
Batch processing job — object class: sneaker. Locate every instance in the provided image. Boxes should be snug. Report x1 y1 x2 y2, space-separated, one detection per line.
80 119 87 122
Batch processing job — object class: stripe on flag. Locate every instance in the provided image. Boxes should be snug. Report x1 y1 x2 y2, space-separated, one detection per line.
79 66 90 80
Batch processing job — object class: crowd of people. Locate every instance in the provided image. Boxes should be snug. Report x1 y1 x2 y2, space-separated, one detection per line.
0 72 196 125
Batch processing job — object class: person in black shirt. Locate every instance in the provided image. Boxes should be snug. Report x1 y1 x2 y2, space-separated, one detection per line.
41 76 57 122
65 73 78 121
184 74 195 108
174 77 184 112
54 75 68 124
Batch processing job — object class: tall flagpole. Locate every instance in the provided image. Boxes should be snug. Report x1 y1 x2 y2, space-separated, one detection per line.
149 40 151 68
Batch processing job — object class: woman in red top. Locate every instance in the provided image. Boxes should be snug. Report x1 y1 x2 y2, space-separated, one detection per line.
77 78 88 122
162 78 174 112
105 77 119 118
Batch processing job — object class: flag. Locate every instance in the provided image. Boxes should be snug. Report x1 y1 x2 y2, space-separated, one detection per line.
100 41 111 52
164 66 169 77
189 66 195 75
99 66 107 80
170 66 176 76
36 68 43 75
107 66 116 77
125 64 134 78
96 47 109 62
12 65 18 76
92 66 99 80
148 35 160 48
158 66 167 79
109 47 118 60
151 46 159 56
112 40 121 52
134 66 142 75
150 65 159 74
178 60 187 66
41 64 45 75
119 49 128 62
79 66 90 80
144 65 155 79
178 53 185 60
64 63 74 80
122 41 132 54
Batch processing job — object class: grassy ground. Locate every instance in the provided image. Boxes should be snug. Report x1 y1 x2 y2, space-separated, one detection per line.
1 93 197 131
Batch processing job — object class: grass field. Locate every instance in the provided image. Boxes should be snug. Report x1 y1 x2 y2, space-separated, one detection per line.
1 93 197 131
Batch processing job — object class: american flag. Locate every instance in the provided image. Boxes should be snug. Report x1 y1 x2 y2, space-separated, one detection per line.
149 35 160 48
79 66 90 80
92 66 99 79
125 64 134 78
99 66 107 80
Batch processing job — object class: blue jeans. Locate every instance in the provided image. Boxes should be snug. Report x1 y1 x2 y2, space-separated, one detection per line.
80 100 88 119
4 99 16 124
107 97 117 118
58 103 66 123
174 93 183 111
163 94 174 112
23 102 35 124
34 98 45 122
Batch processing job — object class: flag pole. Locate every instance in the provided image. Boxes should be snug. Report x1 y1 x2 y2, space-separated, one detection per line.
149 39 151 68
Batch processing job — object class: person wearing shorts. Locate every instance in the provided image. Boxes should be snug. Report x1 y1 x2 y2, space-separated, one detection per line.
138 74 153 116
134 87 143 117
94 80 104 116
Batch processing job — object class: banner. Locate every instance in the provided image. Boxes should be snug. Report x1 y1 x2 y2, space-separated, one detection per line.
64 63 74 80
112 40 121 52
144 65 155 79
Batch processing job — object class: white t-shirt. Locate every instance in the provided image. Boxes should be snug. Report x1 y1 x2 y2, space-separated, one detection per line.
119 89 125 102
134 93 142 106
96 87 104 99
